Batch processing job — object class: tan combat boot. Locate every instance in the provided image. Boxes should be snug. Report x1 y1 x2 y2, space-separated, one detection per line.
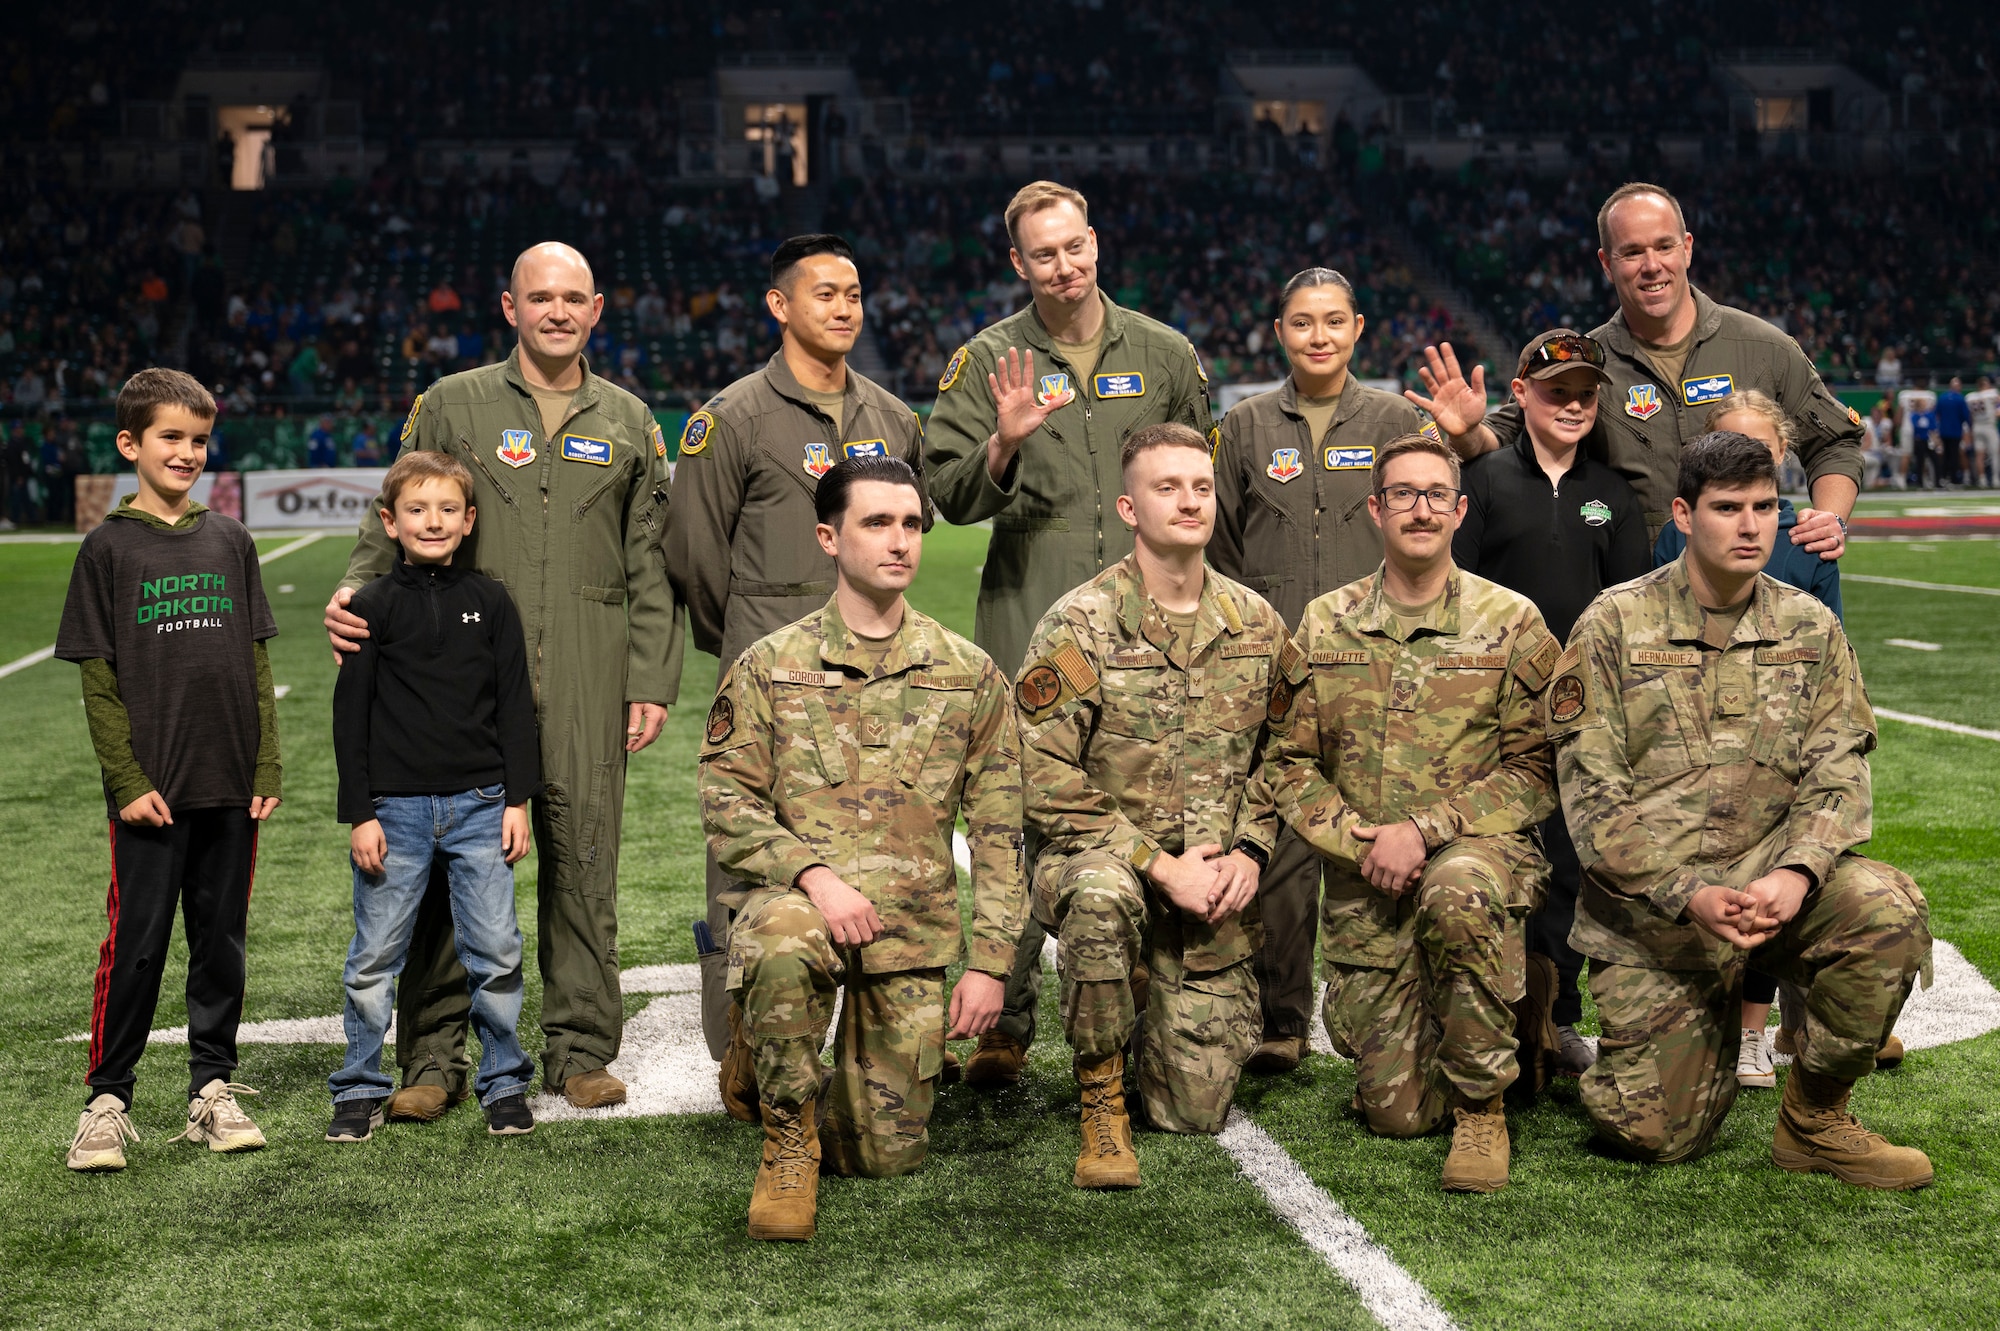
747 1098 822 1241
1875 1034 1906 1069
1773 1064 1932 1190
1245 1035 1306 1076
1073 1052 1141 1189
964 1030 1026 1087
718 1003 758 1123
386 1084 465 1122
1441 1096 1510 1193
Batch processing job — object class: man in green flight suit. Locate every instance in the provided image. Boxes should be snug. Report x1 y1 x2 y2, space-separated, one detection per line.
325 242 684 1113
925 179 1214 1084
665 233 928 1081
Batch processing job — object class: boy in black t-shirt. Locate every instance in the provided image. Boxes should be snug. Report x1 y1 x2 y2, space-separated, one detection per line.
55 369 282 1172
327 450 540 1141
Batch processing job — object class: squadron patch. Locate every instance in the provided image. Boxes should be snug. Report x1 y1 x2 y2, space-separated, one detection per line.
802 442 834 478
939 345 969 393
1267 677 1297 724
1190 343 1209 386
1549 674 1586 725
496 428 536 468
1625 384 1663 420
1016 664 1064 714
1208 424 1223 460
1846 405 1864 426
1036 373 1073 407
679 411 715 457
1267 447 1304 483
400 393 424 443
705 695 735 745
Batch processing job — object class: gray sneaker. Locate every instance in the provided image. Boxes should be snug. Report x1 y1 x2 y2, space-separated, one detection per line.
1737 1028 1777 1090
1553 1024 1597 1076
175 1080 267 1152
68 1094 140 1172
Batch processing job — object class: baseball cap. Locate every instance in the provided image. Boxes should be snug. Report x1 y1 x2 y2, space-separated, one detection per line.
1517 329 1612 384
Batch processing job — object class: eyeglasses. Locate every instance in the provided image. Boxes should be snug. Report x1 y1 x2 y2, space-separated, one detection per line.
1522 334 1605 371
1377 486 1462 513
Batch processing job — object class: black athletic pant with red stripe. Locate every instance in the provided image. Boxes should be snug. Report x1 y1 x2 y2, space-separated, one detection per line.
88 809 257 1108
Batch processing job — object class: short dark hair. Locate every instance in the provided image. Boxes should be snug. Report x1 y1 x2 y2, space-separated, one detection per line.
382 449 475 509
814 455 920 527
1371 432 1461 491
1276 267 1357 318
1119 421 1210 478
1597 181 1688 252
1676 431 1779 507
770 234 857 293
116 368 216 440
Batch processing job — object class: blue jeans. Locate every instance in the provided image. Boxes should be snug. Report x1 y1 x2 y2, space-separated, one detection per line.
330 786 533 1107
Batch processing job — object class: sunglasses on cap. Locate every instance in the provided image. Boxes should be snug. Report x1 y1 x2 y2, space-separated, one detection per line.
1522 334 1606 370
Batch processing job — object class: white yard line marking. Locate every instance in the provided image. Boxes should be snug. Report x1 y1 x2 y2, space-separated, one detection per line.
5 529 327 684
1876 708 2000 743
1885 638 1943 651
1219 1113 1463 1331
1847 573 2000 596
0 645 56 680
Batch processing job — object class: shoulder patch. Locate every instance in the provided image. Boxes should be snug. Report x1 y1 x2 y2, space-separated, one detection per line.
1548 673 1586 725
1049 640 1099 696
1277 637 1308 684
939 345 969 393
651 419 667 458
1514 630 1561 693
1015 663 1064 714
1208 423 1222 460
704 695 735 745
1189 342 1209 387
679 411 715 457
400 393 424 443
1267 675 1299 726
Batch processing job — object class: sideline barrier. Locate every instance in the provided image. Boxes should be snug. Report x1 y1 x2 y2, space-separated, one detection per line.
76 468 391 533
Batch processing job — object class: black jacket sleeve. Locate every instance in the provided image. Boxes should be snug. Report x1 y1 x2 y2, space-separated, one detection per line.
1452 461 1489 575
490 585 541 806
332 591 382 825
1606 483 1651 588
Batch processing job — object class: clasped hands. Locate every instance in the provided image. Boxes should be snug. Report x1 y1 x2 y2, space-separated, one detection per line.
1687 869 1812 950
1146 844 1261 924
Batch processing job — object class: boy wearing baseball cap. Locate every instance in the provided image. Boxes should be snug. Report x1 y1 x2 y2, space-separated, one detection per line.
1454 330 1650 1086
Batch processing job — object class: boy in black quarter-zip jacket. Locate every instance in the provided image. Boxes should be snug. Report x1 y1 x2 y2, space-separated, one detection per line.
1454 329 1649 1086
328 450 542 1142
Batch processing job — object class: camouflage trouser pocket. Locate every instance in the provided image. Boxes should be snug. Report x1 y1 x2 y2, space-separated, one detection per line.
1319 964 1369 1060
1141 960 1260 1135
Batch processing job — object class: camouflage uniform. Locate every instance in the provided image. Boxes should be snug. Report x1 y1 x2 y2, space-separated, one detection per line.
1267 568 1560 1136
1017 555 1287 1133
1551 561 1931 1162
700 598 1024 1177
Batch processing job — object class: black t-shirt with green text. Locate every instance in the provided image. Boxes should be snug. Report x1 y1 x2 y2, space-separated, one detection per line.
56 510 277 816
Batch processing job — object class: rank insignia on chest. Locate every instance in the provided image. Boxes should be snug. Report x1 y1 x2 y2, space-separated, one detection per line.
1325 445 1375 471
802 442 834 478
1036 373 1072 407
1625 384 1663 419
497 428 536 468
1267 447 1304 483
560 434 612 465
1579 499 1612 527
1682 373 1735 405
679 411 714 456
1094 372 1144 398
842 439 887 460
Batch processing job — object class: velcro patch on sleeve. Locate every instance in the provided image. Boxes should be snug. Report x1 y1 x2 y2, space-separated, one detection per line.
1755 645 1823 665
771 668 842 687
1545 643 1592 730
1015 661 1068 716
1434 653 1508 670
1050 640 1099 695
1515 631 1561 692
1267 675 1300 725
1311 649 1372 666
704 695 735 746
1277 637 1308 684
1632 649 1703 667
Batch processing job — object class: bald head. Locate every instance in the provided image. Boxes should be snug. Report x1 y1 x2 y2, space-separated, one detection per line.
510 242 596 297
501 242 603 375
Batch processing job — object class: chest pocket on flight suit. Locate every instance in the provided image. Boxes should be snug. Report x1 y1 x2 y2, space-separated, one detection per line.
570 445 635 595
898 673 978 801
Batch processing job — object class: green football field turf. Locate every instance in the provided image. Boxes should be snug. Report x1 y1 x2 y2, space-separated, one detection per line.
0 524 1994 1330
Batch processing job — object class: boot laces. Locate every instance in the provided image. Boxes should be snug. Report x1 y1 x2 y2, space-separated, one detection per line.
73 1101 140 1153
1813 1109 1883 1153
1455 1107 1501 1155
772 1112 814 1191
1083 1081 1123 1157
175 1082 259 1143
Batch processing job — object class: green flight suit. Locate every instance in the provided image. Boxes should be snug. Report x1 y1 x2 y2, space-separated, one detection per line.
663 351 928 1059
337 349 685 1093
926 292 1213 1049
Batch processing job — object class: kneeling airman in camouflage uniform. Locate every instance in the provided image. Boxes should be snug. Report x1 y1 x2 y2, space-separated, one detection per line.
1552 431 1932 1188
1266 433 1562 1193
699 457 1025 1240
1016 422 1290 1188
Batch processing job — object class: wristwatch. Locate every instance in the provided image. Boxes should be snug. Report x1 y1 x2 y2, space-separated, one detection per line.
1232 841 1270 871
